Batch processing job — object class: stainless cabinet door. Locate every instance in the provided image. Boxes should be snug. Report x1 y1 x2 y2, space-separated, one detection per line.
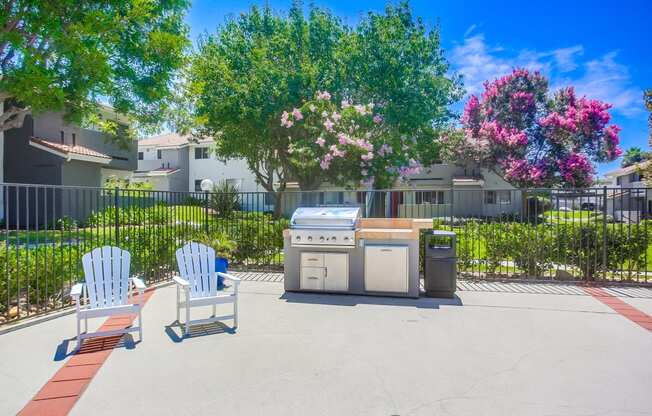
300 252 324 268
364 245 409 293
324 253 348 291
300 266 324 290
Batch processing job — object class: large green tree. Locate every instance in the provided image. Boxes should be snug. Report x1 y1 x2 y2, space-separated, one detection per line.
191 1 462 197
0 0 189 138
342 2 463 165
191 1 346 201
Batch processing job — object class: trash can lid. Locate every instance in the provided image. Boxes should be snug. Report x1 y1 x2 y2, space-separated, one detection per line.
429 230 456 237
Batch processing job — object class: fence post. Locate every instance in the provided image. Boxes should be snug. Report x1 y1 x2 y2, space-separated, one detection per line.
204 190 209 234
114 186 120 243
602 186 607 277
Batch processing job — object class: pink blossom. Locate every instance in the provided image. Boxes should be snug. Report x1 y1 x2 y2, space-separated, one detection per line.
292 108 303 121
315 137 325 147
355 138 373 152
337 132 350 145
317 91 331 101
361 152 374 161
330 145 346 158
373 114 383 124
332 112 341 122
320 153 334 170
353 104 368 115
280 111 290 127
323 119 334 132
557 153 594 187
341 100 351 108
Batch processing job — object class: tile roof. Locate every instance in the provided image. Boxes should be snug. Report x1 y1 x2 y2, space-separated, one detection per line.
138 132 213 148
29 137 111 160
604 160 651 177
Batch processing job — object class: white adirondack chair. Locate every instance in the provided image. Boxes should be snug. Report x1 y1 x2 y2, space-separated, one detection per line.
174 242 240 335
70 246 146 349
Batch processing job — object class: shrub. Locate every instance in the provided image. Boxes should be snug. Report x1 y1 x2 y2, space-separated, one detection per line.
53 216 78 231
209 181 241 218
194 231 237 260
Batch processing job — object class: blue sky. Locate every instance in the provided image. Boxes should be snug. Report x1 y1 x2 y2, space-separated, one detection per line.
186 0 652 175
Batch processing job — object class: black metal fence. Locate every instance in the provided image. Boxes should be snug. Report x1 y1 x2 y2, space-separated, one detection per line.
1 182 650 323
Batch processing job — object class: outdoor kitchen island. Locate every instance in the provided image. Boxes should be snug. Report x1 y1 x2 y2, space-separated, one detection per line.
283 207 431 298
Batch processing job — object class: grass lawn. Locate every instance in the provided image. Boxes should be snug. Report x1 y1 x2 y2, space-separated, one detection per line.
542 209 606 223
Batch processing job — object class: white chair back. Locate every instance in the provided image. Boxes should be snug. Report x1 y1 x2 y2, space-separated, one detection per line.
176 242 217 299
81 246 131 309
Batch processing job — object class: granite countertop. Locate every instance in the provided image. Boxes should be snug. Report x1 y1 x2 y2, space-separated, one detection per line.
355 218 433 240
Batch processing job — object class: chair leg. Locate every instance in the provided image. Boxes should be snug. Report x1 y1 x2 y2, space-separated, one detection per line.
233 298 238 329
212 304 216 318
76 316 81 349
176 285 180 323
185 301 190 336
138 308 143 342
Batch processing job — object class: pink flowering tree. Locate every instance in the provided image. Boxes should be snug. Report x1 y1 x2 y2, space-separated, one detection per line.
445 68 622 188
280 91 422 189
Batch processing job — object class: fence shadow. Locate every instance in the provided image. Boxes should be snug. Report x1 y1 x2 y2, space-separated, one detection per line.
279 291 463 309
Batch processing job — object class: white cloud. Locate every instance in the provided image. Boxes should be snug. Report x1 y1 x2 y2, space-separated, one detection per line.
449 34 642 117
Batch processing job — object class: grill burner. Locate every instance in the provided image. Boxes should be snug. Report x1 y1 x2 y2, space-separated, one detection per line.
289 207 360 247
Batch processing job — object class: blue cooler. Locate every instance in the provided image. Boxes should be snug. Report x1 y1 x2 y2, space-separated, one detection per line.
215 257 229 289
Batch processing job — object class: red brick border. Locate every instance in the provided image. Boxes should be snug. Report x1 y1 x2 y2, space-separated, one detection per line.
584 287 652 331
18 289 155 416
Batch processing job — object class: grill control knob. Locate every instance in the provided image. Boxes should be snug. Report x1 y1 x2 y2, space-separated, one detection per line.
295 235 301 240
343 236 349 241
307 236 313 241
331 236 337 241
319 236 325 241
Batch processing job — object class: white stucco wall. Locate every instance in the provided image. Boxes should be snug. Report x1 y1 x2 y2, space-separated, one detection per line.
187 143 263 193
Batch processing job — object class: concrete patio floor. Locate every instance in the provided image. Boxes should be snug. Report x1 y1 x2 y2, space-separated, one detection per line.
2 278 651 416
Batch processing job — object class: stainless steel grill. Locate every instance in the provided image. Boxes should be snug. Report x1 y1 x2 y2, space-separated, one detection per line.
289 207 360 247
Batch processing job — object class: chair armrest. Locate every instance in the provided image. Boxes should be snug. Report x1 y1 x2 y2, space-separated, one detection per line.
131 276 146 291
173 276 190 287
70 283 84 299
217 272 240 283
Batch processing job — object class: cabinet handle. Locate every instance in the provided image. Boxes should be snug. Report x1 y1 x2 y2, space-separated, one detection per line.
308 276 319 280
325 268 327 277
380 249 392 252
308 258 319 261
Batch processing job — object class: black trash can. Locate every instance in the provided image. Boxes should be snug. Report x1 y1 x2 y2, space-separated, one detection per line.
424 230 457 298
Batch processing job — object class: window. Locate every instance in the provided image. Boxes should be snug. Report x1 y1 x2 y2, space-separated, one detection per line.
194 179 203 192
225 178 243 190
415 191 445 205
616 176 622 185
485 190 511 205
195 147 209 159
138 152 144 160
72 133 76 146
157 149 162 159
60 131 64 144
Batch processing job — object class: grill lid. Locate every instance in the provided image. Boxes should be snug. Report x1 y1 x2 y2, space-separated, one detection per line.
290 207 360 229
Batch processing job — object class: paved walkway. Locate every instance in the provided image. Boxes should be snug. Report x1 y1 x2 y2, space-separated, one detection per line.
1 279 651 416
